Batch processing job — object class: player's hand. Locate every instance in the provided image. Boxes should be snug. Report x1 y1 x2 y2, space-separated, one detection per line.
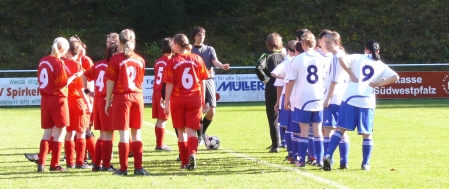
164 101 170 115
222 64 230 70
74 71 83 78
349 72 358 83
323 98 331 108
202 103 210 114
105 101 111 116
160 98 165 108
284 100 291 111
87 102 93 114
369 81 378 88
274 102 279 112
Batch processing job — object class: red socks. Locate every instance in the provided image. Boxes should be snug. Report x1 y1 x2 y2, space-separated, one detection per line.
187 137 199 156
118 142 129 171
94 139 103 166
50 141 62 168
75 138 86 166
102 140 113 168
86 137 96 163
132 141 143 169
155 127 165 148
64 140 75 166
38 140 50 165
178 142 189 166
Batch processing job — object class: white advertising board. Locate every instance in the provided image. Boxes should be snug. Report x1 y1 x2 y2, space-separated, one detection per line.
0 74 265 106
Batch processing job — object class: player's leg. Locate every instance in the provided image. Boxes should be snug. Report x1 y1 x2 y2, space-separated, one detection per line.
296 122 310 167
101 130 115 171
49 126 67 171
129 93 149 175
359 107 375 171
312 120 324 167
177 127 189 169
64 130 76 168
155 119 171 150
111 93 131 176
338 132 350 169
185 96 202 170
202 79 216 136
265 89 279 152
36 96 53 171
85 127 96 164
75 130 88 168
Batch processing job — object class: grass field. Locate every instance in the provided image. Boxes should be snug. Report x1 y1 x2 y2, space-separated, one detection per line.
0 99 448 189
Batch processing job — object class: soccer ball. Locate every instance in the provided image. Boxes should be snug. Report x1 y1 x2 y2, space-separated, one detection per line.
205 136 220 150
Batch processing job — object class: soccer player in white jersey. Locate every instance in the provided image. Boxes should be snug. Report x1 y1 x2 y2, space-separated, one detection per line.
284 31 327 167
272 40 301 162
322 31 350 169
322 40 399 171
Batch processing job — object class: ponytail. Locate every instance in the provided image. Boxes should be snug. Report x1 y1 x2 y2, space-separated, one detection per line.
119 29 136 58
173 34 191 52
365 40 381 61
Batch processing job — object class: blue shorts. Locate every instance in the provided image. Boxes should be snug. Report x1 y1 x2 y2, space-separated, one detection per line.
292 108 323 124
286 110 300 133
323 104 340 128
278 95 289 127
336 102 374 134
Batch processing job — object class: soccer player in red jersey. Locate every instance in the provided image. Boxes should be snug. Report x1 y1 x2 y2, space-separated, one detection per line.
152 38 173 151
104 29 149 176
69 35 96 162
83 33 120 172
163 34 210 170
37 37 82 172
62 40 92 169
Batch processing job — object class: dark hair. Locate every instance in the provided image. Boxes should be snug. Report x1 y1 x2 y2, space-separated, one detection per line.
295 28 309 40
191 26 205 39
295 41 304 53
365 40 381 60
68 40 82 56
106 43 119 62
161 38 172 54
69 35 87 49
266 32 283 51
286 40 296 53
319 29 332 39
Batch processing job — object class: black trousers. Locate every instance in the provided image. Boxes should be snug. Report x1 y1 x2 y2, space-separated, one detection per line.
264 84 278 148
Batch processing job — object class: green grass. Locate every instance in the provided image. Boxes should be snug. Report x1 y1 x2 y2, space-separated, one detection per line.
1 99 448 188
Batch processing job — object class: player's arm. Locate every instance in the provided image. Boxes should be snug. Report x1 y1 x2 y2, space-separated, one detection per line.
78 86 92 113
164 83 173 115
283 81 294 111
274 86 283 112
324 82 337 108
212 59 230 70
369 67 399 88
105 80 115 115
338 57 357 82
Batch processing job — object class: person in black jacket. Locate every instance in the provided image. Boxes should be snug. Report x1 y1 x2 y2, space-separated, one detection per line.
260 32 286 153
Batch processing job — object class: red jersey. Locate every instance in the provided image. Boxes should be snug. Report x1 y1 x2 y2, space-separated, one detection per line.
104 53 145 93
38 55 69 97
163 53 209 98
153 55 170 91
84 59 109 97
62 58 83 97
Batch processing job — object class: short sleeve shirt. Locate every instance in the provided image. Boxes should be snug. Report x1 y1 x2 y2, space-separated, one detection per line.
84 59 109 97
62 58 83 98
38 55 69 97
191 45 217 77
104 53 146 93
153 55 170 91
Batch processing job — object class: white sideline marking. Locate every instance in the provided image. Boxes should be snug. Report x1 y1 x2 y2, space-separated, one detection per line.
144 121 350 189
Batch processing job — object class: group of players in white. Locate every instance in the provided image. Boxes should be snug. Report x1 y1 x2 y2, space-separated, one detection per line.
272 28 399 171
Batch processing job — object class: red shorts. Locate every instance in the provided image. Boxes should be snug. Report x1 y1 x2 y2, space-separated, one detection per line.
66 96 89 132
40 95 69 129
111 93 143 130
170 97 201 130
152 90 169 120
93 96 113 131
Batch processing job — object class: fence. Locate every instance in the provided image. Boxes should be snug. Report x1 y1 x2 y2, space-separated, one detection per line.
1 64 449 106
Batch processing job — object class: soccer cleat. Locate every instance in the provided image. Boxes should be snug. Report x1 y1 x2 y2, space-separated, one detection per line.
198 138 205 146
280 145 286 149
49 165 66 172
340 164 349 170
66 164 75 169
176 154 181 162
92 164 102 172
307 156 316 164
268 147 279 153
128 152 134 158
134 168 150 176
112 169 128 176
60 153 66 162
265 145 273 149
24 153 39 164
323 156 332 171
294 162 306 167
179 164 189 170
75 163 92 169
361 164 370 171
37 164 45 172
316 162 324 168
101 165 118 172
155 145 172 151
187 154 197 171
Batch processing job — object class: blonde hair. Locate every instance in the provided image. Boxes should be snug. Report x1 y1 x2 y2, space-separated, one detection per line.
173 34 192 52
325 31 345 52
51 37 69 58
107 32 119 42
301 31 316 49
119 29 136 58
266 32 283 51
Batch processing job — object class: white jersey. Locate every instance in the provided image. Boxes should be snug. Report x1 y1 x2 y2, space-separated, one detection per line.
272 55 292 89
285 50 326 111
324 50 349 105
342 54 398 108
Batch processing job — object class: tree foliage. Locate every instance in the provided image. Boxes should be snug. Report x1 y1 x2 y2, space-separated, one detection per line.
0 0 448 72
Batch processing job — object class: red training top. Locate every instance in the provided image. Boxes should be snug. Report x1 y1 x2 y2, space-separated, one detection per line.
104 53 146 94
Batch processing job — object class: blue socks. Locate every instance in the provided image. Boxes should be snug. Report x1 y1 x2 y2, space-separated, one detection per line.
325 131 343 158
292 135 299 161
362 139 373 166
285 132 293 158
339 138 350 165
279 126 286 147
313 137 323 164
298 137 308 163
